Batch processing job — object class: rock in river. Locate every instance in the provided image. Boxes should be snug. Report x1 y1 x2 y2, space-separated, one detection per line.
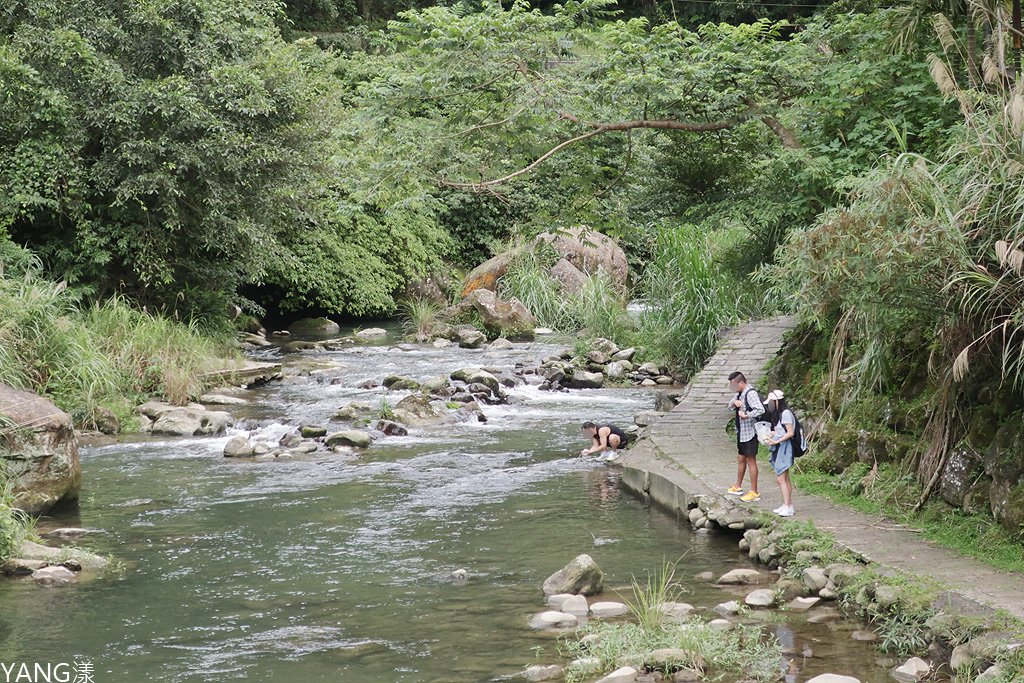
0 383 81 514
542 554 605 596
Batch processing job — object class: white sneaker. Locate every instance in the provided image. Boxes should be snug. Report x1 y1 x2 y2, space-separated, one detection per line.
772 505 788 515
603 452 619 462
776 506 795 517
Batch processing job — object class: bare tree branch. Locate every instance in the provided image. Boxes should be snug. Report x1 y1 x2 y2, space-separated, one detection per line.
436 114 775 190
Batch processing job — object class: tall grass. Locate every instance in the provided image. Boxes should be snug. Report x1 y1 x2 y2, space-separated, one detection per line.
636 224 742 377
398 296 444 339
0 269 235 430
499 249 633 343
627 559 686 630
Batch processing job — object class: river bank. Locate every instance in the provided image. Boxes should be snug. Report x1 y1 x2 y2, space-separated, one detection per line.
616 316 1024 682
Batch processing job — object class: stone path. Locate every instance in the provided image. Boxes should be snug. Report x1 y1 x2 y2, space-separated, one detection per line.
619 315 1024 620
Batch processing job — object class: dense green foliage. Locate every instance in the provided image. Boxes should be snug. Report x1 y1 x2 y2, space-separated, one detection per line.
0 0 448 321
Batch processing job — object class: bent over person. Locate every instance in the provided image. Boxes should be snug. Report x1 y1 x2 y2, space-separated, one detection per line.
727 371 764 502
580 422 628 462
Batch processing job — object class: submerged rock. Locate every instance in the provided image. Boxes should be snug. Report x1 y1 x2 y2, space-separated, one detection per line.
354 327 387 339
32 566 75 586
523 664 564 682
529 611 578 629
15 540 108 571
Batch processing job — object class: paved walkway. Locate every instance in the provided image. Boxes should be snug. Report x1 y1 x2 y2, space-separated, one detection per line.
619 315 1024 621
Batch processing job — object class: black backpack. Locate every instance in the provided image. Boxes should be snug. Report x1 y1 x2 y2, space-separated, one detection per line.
791 412 808 458
766 406 809 458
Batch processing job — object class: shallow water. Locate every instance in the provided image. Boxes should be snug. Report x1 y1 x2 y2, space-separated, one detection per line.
0 329 899 682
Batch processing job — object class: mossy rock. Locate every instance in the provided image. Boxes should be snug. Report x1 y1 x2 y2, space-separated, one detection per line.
997 482 1024 535
966 405 1002 452
962 476 993 516
983 419 1024 483
816 425 860 474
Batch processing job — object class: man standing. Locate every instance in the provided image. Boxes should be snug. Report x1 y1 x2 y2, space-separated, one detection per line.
727 371 764 502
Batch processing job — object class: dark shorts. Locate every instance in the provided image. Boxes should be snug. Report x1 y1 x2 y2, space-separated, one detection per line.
737 436 758 457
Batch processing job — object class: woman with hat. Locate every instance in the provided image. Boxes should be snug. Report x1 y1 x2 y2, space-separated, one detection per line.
765 390 796 517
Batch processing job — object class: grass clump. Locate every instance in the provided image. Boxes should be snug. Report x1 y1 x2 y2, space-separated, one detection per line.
377 397 396 421
627 559 687 631
0 267 236 431
561 620 782 683
561 561 781 683
0 467 34 562
500 249 632 344
398 296 444 339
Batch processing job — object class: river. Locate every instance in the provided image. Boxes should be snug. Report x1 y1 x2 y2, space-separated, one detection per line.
0 329 897 682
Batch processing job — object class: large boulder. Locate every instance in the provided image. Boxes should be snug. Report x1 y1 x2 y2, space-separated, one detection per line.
287 317 340 336
940 444 985 508
450 289 536 341
535 226 628 289
150 407 232 436
542 554 605 596
549 258 588 294
461 228 628 299
461 250 518 297
0 384 81 514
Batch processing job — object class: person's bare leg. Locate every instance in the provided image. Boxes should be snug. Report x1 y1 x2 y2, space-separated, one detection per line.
747 456 759 493
779 471 792 506
735 454 747 489
608 435 621 451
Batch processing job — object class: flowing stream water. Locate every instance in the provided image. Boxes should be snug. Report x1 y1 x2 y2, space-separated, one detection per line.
0 329 900 683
